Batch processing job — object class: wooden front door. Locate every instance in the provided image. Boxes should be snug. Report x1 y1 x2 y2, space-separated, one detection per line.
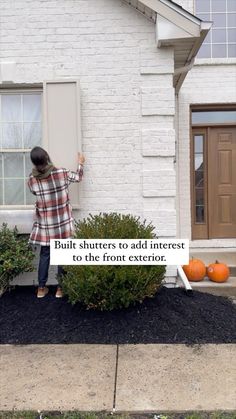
208 127 236 238
192 126 236 239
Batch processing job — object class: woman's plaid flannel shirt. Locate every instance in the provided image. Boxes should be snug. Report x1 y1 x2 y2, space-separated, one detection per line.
28 164 83 246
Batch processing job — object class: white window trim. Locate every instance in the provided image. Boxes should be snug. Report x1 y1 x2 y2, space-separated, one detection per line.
195 57 236 65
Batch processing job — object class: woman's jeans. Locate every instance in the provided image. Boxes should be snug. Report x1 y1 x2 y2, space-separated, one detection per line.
38 245 64 288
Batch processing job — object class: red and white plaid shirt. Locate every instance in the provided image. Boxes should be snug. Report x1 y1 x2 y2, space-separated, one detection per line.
28 164 83 246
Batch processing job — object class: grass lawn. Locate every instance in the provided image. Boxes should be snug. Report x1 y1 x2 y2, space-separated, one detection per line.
0 412 236 419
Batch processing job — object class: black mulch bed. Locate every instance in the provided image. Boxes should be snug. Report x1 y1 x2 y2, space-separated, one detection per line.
0 285 236 345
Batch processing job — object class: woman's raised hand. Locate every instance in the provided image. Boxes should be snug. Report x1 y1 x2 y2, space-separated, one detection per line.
78 152 85 165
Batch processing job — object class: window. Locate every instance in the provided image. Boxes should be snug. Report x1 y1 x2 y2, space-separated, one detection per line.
193 132 205 224
192 109 236 123
0 91 42 206
195 0 236 58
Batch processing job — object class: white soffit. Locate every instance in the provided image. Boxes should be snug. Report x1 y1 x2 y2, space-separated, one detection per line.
156 14 197 42
122 0 212 91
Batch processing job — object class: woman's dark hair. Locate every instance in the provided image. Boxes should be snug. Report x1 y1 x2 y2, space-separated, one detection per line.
30 147 51 170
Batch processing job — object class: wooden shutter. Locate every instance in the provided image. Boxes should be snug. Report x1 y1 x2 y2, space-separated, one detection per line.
43 80 82 207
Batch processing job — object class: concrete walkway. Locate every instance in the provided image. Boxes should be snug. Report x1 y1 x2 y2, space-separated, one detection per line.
0 344 236 412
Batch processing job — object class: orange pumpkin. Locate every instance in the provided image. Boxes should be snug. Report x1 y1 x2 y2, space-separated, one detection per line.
207 260 230 283
182 258 206 282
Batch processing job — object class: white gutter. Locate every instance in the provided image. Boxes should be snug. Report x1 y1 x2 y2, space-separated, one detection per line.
159 0 201 24
175 21 212 92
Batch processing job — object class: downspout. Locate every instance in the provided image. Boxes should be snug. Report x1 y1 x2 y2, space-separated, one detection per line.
175 91 180 239
174 61 193 293
175 92 192 292
177 266 192 291
174 57 195 240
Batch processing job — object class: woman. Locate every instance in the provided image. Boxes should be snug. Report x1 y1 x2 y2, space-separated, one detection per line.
28 146 85 298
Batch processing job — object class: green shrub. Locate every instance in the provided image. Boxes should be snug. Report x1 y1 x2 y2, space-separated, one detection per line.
0 223 35 294
61 213 166 310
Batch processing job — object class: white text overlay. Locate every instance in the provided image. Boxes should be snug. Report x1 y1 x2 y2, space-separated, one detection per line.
50 239 189 265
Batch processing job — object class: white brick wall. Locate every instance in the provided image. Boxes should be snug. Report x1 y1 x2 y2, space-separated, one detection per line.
142 129 175 156
143 209 177 237
140 46 174 74
141 87 175 115
0 0 177 283
143 170 176 197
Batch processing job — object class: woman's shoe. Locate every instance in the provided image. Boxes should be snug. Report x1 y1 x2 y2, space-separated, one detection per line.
55 287 64 298
37 286 49 298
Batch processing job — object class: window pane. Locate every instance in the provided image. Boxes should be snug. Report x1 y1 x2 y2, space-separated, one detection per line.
212 0 226 12
195 169 204 187
195 0 210 13
194 154 203 171
194 135 203 152
196 206 205 223
212 28 227 42
0 180 2 204
197 44 211 58
228 43 236 56
192 110 236 123
25 184 35 205
23 94 41 122
1 95 21 122
228 28 236 41
196 188 204 205
228 13 236 26
212 43 227 57
228 0 236 12
2 123 22 148
4 179 24 205
212 13 226 27
25 153 33 177
23 122 41 148
4 153 24 178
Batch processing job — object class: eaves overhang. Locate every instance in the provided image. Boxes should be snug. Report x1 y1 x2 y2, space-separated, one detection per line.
122 0 212 92
157 17 212 92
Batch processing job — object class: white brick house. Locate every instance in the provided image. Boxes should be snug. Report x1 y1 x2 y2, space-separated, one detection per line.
0 0 235 285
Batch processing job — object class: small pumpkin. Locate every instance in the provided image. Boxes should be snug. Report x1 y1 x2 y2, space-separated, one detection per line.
207 260 230 283
182 258 206 282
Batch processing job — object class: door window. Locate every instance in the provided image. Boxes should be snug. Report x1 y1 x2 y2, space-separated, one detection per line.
193 133 205 223
192 110 236 124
